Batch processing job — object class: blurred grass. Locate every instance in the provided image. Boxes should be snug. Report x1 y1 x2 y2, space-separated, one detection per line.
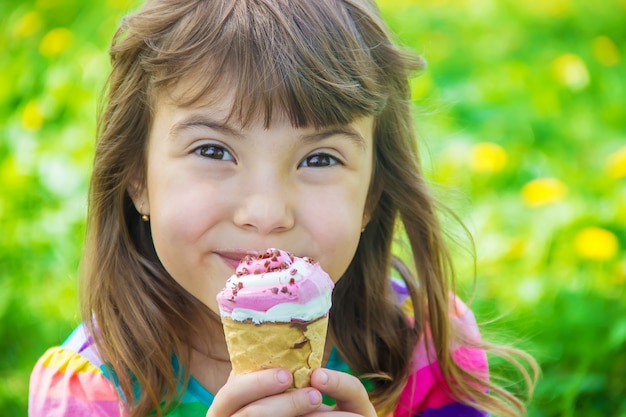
1 0 625 415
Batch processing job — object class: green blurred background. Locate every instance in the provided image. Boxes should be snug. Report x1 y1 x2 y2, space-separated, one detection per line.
1 0 624 415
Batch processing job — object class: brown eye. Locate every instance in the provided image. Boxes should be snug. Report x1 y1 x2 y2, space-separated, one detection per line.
196 145 234 161
299 153 340 168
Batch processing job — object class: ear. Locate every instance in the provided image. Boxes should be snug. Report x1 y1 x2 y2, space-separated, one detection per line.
127 175 149 217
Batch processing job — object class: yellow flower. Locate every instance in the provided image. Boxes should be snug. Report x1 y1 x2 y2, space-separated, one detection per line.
574 227 619 261
13 11 42 38
469 142 508 173
39 28 73 57
592 36 620 67
551 53 589 90
22 100 44 131
107 0 134 8
613 261 626 285
505 238 526 260
521 177 568 207
519 0 571 16
606 146 626 179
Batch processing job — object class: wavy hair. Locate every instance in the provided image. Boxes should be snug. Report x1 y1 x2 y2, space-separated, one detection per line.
82 0 538 415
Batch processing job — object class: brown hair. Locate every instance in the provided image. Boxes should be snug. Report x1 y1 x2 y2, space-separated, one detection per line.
82 0 538 415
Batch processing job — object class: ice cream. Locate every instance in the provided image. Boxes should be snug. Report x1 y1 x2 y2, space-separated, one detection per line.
216 248 334 388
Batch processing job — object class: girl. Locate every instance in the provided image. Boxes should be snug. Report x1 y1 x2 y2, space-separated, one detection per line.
29 0 537 416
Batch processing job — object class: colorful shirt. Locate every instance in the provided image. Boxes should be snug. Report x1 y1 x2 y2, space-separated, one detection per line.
29 293 488 416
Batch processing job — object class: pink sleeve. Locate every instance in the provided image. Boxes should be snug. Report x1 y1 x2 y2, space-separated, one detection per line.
393 296 489 417
29 347 124 416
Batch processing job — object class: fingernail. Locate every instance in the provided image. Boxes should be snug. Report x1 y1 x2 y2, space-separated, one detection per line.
276 370 290 384
318 370 329 385
307 389 322 405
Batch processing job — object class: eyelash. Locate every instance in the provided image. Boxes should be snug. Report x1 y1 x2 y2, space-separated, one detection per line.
194 145 342 168
194 144 235 162
299 152 343 168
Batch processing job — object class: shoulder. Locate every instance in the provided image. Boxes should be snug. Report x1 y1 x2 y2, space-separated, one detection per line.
393 293 489 417
29 324 123 417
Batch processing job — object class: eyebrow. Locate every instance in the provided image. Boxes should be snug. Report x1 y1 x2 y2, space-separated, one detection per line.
169 115 246 140
170 115 366 150
299 127 366 150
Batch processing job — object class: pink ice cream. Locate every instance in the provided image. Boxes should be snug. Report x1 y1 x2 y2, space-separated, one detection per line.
216 248 334 324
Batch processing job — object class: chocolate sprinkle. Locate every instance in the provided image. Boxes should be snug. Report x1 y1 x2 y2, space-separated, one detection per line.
292 339 308 349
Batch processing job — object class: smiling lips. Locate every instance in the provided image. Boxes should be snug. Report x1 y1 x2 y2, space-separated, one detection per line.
216 250 261 269
217 253 246 269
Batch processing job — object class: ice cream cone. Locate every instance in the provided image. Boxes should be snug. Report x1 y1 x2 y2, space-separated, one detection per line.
222 315 328 388
216 248 334 388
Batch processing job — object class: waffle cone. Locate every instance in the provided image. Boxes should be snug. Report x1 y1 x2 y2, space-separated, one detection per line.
221 315 328 388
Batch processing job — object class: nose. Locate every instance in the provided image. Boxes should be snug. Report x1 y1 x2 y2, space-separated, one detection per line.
232 178 295 235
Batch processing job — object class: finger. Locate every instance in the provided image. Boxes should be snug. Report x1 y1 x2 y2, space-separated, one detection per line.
300 403 335 416
309 368 376 417
235 388 323 417
207 368 293 416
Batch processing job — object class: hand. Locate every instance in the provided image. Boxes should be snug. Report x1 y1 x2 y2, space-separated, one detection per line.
206 368 323 417
304 368 377 416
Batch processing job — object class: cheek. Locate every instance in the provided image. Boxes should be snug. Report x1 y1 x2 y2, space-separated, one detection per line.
145 172 221 274
310 208 364 282
308 183 369 280
147 168 224 237
327 239 361 283
148 184 196 246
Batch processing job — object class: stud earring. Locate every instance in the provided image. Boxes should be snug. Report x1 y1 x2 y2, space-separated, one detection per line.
139 202 149 222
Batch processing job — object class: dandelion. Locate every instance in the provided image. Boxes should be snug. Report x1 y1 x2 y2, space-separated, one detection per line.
39 28 73 57
606 146 626 179
613 261 626 285
592 36 620 67
521 177 567 207
551 53 589 91
13 11 42 38
22 100 44 131
469 142 508 173
574 227 619 261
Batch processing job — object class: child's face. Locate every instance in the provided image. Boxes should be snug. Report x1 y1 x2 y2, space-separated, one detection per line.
135 90 373 314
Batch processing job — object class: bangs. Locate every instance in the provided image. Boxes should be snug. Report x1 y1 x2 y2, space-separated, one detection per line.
139 0 396 128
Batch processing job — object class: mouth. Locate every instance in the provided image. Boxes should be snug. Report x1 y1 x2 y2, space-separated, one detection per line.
214 249 261 269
